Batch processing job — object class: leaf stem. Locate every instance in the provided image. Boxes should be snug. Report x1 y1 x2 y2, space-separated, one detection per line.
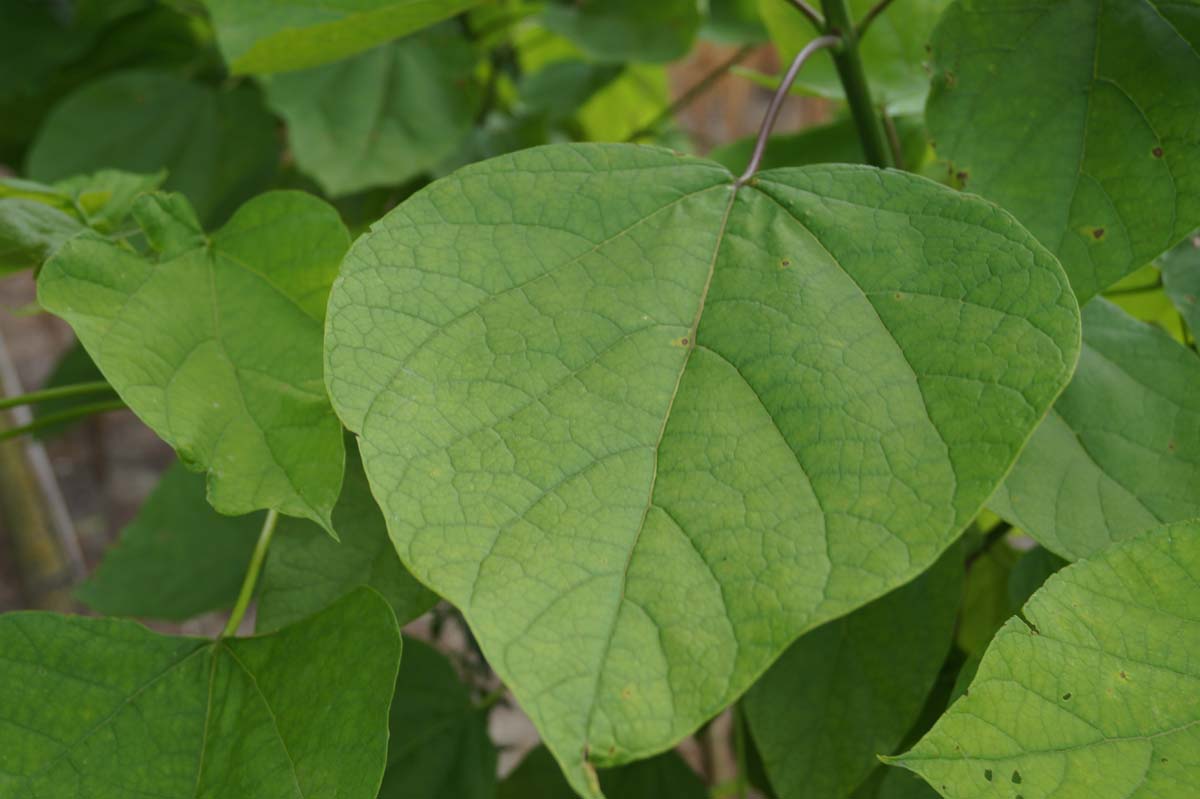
0 399 126 442
786 0 826 31
856 0 898 38
221 509 279 638
627 43 757 142
736 35 842 185
821 0 892 167
0 380 114 411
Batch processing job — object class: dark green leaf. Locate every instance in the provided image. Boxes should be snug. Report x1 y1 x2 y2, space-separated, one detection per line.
541 0 701 63
499 746 706 799
519 61 625 124
0 198 82 274
926 0 1200 300
704 0 768 45
40 190 350 530
32 342 110 439
707 115 929 173
957 539 1020 657
324 143 1079 795
746 546 961 799
75 462 261 621
0 588 401 798
1160 232 1200 336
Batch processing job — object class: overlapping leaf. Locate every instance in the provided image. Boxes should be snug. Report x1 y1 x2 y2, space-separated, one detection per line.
262 25 480 197
990 300 1200 560
745 547 961 799
0 588 401 798
926 0 1200 300
499 746 706 799
325 143 1079 795
889 521 1200 798
541 0 701 63
40 190 349 530
204 0 483 74
1160 232 1200 334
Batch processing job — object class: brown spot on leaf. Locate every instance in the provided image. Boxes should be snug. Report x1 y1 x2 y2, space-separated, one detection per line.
1012 770 1022 784
1119 670 1129 680
1092 228 1105 240
1062 692 1072 700
1153 146 1164 158
984 769 993 782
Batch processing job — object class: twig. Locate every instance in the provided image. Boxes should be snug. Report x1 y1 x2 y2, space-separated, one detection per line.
737 35 842 185
626 44 756 142
786 0 826 31
856 0 898 38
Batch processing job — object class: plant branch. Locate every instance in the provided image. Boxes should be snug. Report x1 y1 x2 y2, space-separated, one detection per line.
0 400 126 442
737 34 842 185
856 0 898 38
627 44 756 142
0 380 114 412
785 0 826 30
221 509 279 638
821 0 892 167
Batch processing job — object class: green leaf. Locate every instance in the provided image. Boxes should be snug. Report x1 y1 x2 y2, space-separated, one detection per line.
0 587 401 798
707 115 929 174
990 300 1200 560
27 71 280 225
203 0 483 75
75 462 262 621
258 440 437 632
926 0 1200 301
499 746 706 799
889 520 1200 799
746 546 961 799
704 0 768 45
262 25 480 197
758 0 950 114
519 60 625 124
540 0 702 63
381 636 496 798
751 552 963 796
1160 232 1200 336
957 539 1020 657
854 767 941 799
39 190 350 531
324 143 1081 795
0 198 83 274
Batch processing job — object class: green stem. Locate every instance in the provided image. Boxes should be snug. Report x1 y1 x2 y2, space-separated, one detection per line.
221 509 279 638
626 44 757 142
475 687 507 711
820 0 892 167
0 380 114 411
0 399 126 442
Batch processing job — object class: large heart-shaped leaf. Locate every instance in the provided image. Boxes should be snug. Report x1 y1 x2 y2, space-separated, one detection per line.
926 0 1200 301
0 588 401 797
990 299 1200 561
888 520 1200 798
40 190 349 530
262 25 480 197
204 0 483 75
745 546 961 799
324 143 1080 796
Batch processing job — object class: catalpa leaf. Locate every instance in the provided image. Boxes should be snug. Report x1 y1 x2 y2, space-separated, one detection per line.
926 0 1200 301
0 588 401 798
541 0 702 63
76 462 262 621
258 440 437 633
888 520 1200 798
262 25 480 197
745 546 962 799
381 636 496 799
990 300 1200 561
204 0 484 75
40 190 349 531
324 144 1080 796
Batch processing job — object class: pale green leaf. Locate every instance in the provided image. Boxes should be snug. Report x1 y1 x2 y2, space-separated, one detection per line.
381 636 496 798
889 520 1200 799
746 546 962 799
258 440 437 632
990 300 1200 560
926 0 1200 300
262 25 480 197
324 143 1080 795
75 462 262 621
27 71 279 225
498 746 706 799
0 198 82 274
39 190 350 530
540 0 701 63
758 0 950 114
204 0 483 75
1160 232 1200 335
0 588 401 798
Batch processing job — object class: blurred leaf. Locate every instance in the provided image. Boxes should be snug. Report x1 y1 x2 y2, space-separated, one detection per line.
498 746 706 799
1105 264 1186 343
991 300 1200 561
577 64 670 141
957 539 1020 657
540 0 701 63
263 25 480 196
204 0 484 74
258 440 438 633
0 198 83 274
704 0 768 44
746 547 961 799
0 589 400 798
27 71 279 225
75 462 261 621
519 60 624 123
380 636 496 799
1006 545 1066 610
708 115 929 173
1160 232 1200 338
